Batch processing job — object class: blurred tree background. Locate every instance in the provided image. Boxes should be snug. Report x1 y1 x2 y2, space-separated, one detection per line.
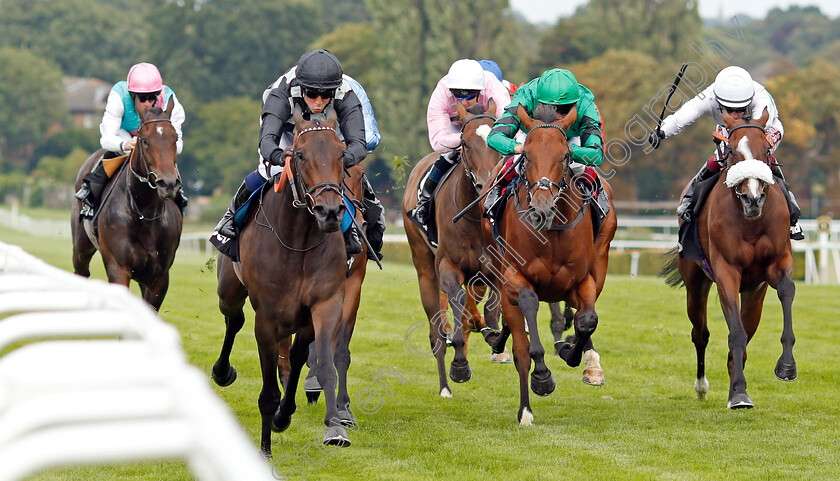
0 0 838 218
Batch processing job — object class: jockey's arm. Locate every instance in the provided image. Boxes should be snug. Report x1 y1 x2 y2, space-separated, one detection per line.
427 82 463 153
569 100 604 165
333 92 367 167
486 102 524 155
99 90 131 154
168 93 186 154
258 87 292 166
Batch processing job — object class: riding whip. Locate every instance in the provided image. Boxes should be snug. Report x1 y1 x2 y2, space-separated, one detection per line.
658 63 688 128
452 154 525 224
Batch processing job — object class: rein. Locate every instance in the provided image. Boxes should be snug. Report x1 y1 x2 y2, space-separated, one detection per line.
289 124 344 215
458 113 497 189
518 123 587 231
126 118 176 221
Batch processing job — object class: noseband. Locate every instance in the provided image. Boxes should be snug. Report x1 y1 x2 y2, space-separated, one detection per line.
523 123 571 205
723 123 774 203
290 125 344 214
130 118 178 190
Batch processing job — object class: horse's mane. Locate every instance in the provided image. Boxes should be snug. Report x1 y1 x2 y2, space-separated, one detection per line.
534 104 559 123
146 106 165 116
466 103 486 115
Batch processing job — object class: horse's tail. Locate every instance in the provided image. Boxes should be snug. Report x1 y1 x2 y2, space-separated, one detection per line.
659 247 685 288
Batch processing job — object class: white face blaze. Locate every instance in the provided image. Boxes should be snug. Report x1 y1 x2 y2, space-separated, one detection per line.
724 135 775 189
156 126 164 136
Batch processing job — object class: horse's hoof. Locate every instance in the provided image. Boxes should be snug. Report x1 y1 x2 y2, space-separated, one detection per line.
530 371 556 396
518 407 534 426
211 364 237 387
449 362 472 383
272 413 292 433
323 425 351 447
306 391 321 405
440 387 453 398
304 376 323 392
491 348 512 363
339 408 357 427
727 393 754 409
774 361 797 381
582 368 605 386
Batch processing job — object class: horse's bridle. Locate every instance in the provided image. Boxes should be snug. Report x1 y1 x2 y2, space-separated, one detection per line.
522 123 572 206
722 123 775 202
289 124 344 215
458 113 496 189
129 118 179 190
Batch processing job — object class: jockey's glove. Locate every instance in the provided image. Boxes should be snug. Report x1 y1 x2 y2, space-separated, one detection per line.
648 127 665 150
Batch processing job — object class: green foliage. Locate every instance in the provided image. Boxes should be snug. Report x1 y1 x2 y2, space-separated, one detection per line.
0 0 145 81
0 47 68 170
316 0 371 31
147 0 324 101
534 0 702 75
33 147 90 184
179 97 262 196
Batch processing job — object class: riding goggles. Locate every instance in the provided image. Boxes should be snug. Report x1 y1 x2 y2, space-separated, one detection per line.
450 89 480 100
303 87 336 100
135 92 160 103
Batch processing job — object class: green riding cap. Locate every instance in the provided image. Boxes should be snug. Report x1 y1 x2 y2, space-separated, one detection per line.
536 69 580 106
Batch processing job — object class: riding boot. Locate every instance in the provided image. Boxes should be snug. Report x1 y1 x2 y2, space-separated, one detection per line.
483 182 505 217
771 164 804 240
408 156 450 227
214 179 253 239
676 162 717 222
343 224 363 257
174 187 189 214
77 162 110 218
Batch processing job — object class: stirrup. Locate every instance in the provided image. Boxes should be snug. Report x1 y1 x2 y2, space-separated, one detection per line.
676 199 692 221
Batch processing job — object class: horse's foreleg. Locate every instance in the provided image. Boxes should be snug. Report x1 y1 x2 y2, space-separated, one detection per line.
517 289 554 397
311 293 350 446
557 276 599 368
143 274 170 311
685 274 713 400
775 275 797 381
334 262 366 426
439 261 472 384
715 265 752 409
212 256 247 388
274 328 312 433
254 314 283 458
501 293 534 425
415 267 450 397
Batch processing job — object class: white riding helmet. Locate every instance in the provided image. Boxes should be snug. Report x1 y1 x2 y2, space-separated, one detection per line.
446 59 485 91
713 66 755 109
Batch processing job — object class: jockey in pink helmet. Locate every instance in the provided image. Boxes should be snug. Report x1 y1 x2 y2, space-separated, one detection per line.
75 62 187 218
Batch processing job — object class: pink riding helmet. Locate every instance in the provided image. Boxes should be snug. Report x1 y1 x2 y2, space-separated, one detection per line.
127 63 163 93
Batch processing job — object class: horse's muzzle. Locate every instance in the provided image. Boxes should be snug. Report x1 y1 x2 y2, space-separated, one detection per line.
739 192 766 219
155 177 181 201
313 202 345 233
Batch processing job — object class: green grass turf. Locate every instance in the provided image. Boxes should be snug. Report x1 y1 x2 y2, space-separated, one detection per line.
1 229 839 480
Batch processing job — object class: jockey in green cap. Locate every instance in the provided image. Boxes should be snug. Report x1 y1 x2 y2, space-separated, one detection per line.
484 68 608 216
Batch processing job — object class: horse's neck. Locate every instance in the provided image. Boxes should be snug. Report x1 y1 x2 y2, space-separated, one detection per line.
126 164 165 209
270 186 321 234
453 164 477 205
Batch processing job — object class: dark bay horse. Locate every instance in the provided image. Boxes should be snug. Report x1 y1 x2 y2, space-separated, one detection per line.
662 108 796 409
485 105 616 425
210 105 351 457
403 102 505 397
71 98 183 310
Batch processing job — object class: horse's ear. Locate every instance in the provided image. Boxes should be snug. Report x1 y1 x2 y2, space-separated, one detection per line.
722 109 736 130
456 101 468 123
325 103 338 125
487 98 497 117
293 103 305 127
516 104 536 132
164 97 174 117
135 96 150 121
755 107 769 128
559 105 577 131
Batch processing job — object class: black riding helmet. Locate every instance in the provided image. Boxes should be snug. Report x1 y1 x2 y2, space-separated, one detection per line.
296 49 343 90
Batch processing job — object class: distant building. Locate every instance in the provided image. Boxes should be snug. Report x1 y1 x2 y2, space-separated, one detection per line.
63 77 111 129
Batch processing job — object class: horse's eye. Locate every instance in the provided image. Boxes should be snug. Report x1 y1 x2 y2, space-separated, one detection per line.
295 151 305 162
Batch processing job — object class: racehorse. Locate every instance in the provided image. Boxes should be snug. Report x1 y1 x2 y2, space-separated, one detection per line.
403 102 505 397
70 98 183 311
661 108 796 409
210 105 352 456
485 104 616 425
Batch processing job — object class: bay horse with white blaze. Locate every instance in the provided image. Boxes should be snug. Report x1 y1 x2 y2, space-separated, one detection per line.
484 105 616 425
403 102 506 397
662 108 796 409
71 98 183 311
210 105 352 457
